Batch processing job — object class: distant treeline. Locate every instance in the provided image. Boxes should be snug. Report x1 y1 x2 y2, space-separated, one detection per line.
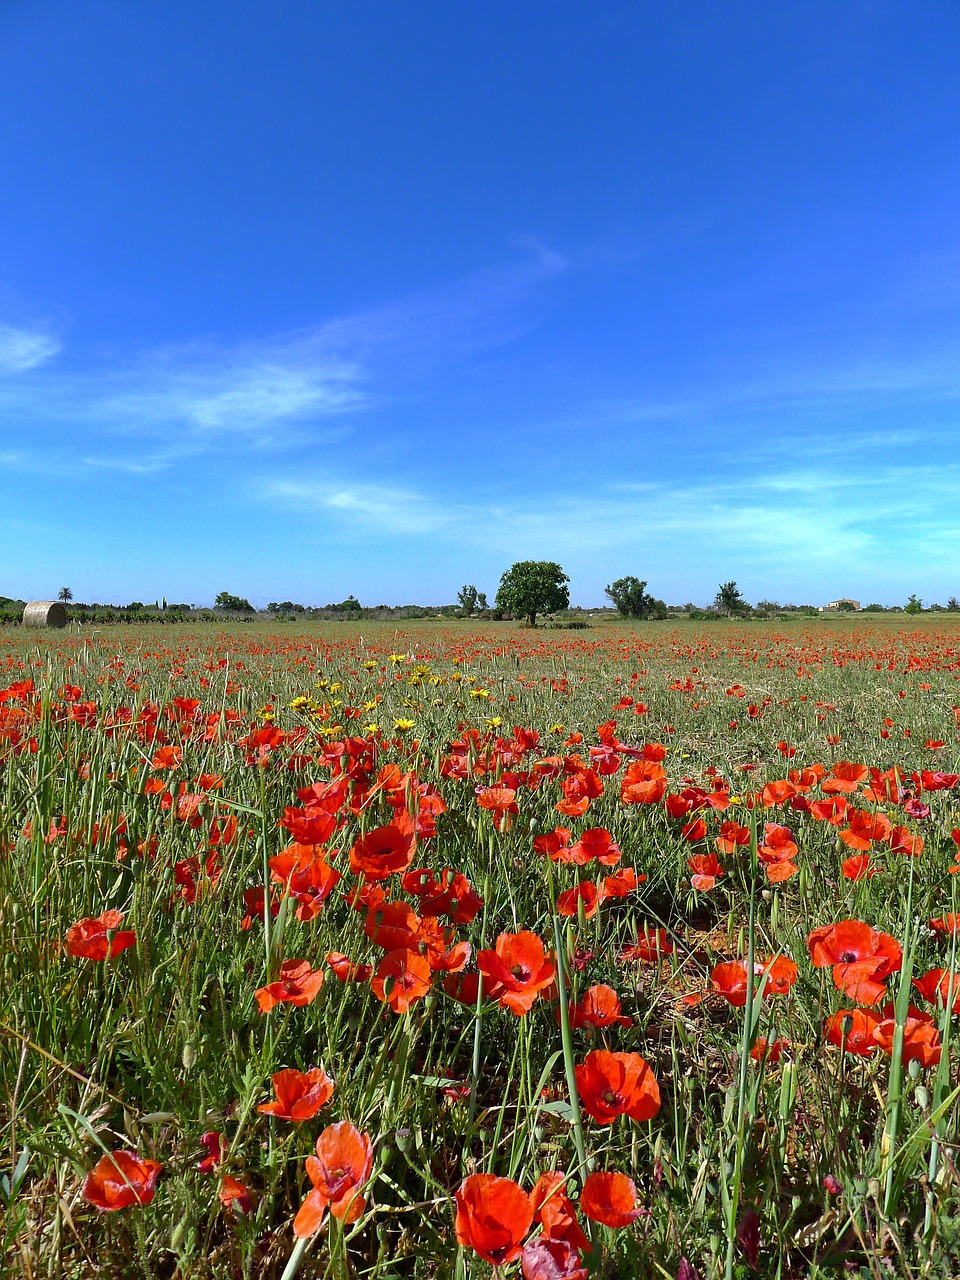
2 594 958 626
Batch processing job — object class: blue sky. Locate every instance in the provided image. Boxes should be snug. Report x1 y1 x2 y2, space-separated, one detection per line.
2 1 960 608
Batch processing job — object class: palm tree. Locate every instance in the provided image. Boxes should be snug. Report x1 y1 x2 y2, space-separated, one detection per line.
58 587 73 603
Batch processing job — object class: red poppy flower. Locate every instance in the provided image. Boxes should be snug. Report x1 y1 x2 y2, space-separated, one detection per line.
534 827 573 859
620 759 667 805
602 867 643 898
841 854 877 881
530 1171 590 1252
716 821 750 854
688 853 724 891
371 948 432 1013
269 844 341 920
364 900 421 951
197 1131 225 1174
556 882 603 919
821 762 868 794
65 910 136 961
350 812 416 879
930 914 960 937
838 809 891 851
568 984 632 1029
750 1037 788 1063
579 1170 642 1228
913 969 960 1013
220 1175 254 1215
889 826 923 857
619 929 674 963
476 786 520 830
575 1049 660 1124
477 931 556 1015
257 1067 334 1121
807 920 902 1005
326 952 374 983
566 828 621 866
455 1173 534 1266
759 823 797 861
254 959 325 1013
824 1008 882 1054
873 1010 941 1067
82 1150 162 1211
293 1121 373 1236
710 961 750 1006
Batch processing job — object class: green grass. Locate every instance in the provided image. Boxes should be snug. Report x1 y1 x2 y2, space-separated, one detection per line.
1 618 959 1279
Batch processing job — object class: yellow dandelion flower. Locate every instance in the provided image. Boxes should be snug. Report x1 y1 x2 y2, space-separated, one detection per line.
486 716 503 728
362 660 377 670
363 722 380 734
389 653 406 664
549 723 565 735
469 688 490 700
393 717 416 732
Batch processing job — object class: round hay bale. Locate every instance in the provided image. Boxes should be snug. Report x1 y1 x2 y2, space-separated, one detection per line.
23 600 68 629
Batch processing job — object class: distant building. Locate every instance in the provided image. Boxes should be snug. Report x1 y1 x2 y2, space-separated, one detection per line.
820 599 861 612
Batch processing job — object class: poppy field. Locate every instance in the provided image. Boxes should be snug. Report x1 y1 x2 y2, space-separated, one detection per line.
3 618 960 1280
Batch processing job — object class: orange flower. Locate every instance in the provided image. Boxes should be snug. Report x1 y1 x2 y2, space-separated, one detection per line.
476 786 519 830
455 1173 533 1266
65 910 136 961
821 762 869 794
824 1008 882 1054
838 809 891 851
759 823 797 861
530 1171 590 1252
326 952 374 983
81 1150 162 1211
568 984 632 1029
873 1008 941 1067
620 759 667 805
257 1067 334 1121
619 928 674 963
477 931 556 1015
293 1121 373 1236
371 948 432 1013
602 867 643 898
688 853 724 891
219 1175 253 1215
579 1170 642 1228
841 854 877 881
254 959 325 1013
575 1049 660 1125
556 882 603 919
364 900 421 951
913 969 960 1013
715 821 750 854
350 812 416 879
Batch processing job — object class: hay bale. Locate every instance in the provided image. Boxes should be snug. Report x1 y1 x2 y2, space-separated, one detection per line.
23 601 67 629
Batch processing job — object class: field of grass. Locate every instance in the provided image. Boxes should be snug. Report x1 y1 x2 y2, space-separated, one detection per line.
2 617 960 1280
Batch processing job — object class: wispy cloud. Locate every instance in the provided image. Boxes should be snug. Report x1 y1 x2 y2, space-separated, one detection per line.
0 324 61 374
0 243 567 469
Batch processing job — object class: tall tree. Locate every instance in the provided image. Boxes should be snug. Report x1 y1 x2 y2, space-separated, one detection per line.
58 587 73 603
496 561 569 628
715 581 748 616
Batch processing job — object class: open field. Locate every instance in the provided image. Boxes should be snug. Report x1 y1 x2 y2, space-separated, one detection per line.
2 618 960 1280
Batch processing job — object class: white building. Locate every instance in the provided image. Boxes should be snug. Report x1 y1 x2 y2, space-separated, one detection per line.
819 599 861 612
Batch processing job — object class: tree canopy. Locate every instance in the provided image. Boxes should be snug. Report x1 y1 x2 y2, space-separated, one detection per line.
214 592 254 612
495 561 569 627
714 581 748 616
604 576 665 619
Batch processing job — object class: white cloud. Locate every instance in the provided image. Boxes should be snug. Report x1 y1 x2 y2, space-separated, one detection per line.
0 325 61 373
